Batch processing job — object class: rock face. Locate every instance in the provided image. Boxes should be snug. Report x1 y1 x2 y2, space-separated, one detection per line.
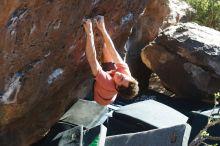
125 0 191 92
141 22 220 100
0 0 148 145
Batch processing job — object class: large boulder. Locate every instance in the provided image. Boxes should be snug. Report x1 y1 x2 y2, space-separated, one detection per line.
141 22 220 100
125 0 192 92
0 0 148 145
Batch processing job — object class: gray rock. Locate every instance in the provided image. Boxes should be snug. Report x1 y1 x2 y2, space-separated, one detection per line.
125 0 192 91
141 22 220 100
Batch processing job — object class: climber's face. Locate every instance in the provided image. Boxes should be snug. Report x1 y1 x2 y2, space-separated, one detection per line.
113 72 130 88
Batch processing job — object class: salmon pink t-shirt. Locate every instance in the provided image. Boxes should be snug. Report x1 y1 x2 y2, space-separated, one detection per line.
94 63 131 105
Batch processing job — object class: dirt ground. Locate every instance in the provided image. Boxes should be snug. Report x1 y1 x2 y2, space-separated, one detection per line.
148 73 175 97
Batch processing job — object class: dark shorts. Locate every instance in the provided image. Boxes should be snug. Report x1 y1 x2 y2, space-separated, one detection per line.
102 62 116 72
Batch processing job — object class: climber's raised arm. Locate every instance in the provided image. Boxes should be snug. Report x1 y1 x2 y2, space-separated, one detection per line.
83 19 101 76
94 16 124 64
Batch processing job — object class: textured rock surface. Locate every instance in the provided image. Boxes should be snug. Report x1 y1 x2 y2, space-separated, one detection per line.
141 22 220 100
125 0 191 92
0 0 148 145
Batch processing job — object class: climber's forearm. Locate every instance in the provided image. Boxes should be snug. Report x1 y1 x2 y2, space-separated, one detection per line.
85 34 100 76
100 29 124 64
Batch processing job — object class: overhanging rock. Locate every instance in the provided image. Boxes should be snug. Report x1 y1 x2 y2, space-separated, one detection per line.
0 1 148 145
